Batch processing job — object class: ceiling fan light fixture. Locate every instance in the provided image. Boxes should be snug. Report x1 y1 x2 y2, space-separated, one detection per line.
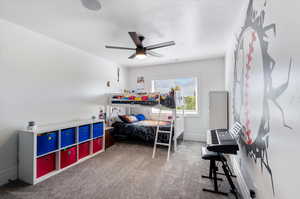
135 53 146 59
135 48 146 59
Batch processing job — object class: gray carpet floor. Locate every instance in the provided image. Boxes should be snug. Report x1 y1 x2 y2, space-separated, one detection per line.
0 141 241 199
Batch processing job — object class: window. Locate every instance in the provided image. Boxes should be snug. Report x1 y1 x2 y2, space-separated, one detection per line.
151 77 198 114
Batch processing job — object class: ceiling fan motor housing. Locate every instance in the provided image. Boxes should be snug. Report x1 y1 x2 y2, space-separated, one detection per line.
136 48 145 55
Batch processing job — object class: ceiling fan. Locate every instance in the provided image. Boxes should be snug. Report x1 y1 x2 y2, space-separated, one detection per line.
80 0 101 11
105 32 176 59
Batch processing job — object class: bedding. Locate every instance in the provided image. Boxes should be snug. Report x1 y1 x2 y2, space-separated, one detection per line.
112 120 172 142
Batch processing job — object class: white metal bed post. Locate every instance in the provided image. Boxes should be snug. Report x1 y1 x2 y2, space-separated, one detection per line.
167 115 174 160
173 92 177 152
172 108 176 150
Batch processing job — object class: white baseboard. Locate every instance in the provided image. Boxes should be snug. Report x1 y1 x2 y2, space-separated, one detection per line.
0 166 18 186
184 134 202 142
183 131 206 142
231 156 250 199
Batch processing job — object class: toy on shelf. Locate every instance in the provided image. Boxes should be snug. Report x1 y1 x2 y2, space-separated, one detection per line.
111 92 159 102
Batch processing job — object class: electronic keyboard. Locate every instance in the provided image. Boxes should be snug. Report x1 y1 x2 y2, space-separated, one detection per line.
206 129 239 154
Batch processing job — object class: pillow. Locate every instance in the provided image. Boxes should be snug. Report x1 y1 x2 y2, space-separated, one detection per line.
119 115 138 123
135 114 146 121
126 115 139 123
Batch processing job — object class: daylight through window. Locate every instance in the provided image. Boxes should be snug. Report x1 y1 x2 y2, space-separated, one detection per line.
152 77 198 113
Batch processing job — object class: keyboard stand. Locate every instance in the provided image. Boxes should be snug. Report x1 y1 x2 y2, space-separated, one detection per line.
220 156 238 199
201 148 228 196
201 159 223 181
202 151 238 198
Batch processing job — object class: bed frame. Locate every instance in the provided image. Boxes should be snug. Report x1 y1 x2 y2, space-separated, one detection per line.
107 91 185 152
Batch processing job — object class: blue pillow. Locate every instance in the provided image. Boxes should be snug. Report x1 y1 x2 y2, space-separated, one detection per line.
135 114 146 121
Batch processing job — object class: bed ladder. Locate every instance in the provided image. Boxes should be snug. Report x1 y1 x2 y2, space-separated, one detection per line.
152 106 174 161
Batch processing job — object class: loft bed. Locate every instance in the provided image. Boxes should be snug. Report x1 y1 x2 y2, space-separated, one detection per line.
107 90 185 152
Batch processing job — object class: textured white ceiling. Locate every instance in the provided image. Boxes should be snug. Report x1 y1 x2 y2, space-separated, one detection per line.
0 0 246 67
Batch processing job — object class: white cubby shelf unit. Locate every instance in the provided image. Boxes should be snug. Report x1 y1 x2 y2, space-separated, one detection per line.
18 119 105 185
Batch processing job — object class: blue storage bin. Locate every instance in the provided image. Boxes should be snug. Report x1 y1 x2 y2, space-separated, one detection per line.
79 125 91 142
61 128 76 148
93 122 103 138
37 131 58 156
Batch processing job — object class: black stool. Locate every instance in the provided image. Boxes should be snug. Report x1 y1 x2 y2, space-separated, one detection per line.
201 147 237 197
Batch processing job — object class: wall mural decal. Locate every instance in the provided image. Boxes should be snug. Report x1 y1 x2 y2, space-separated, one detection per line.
232 0 293 195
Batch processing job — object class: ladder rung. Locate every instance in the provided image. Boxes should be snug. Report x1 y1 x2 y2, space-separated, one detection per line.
156 142 170 146
158 130 171 134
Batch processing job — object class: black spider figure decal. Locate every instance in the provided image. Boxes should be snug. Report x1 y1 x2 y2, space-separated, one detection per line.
232 0 293 195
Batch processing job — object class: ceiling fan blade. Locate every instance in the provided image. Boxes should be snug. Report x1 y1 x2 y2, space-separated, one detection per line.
129 32 143 47
128 53 137 59
147 51 163 57
105 46 136 50
81 0 101 11
146 41 175 50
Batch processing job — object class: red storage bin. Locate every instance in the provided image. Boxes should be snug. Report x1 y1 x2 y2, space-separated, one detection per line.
61 146 77 169
93 138 103 153
36 153 56 178
79 142 90 159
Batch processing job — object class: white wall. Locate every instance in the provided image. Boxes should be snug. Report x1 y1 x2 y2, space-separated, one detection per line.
225 0 300 198
128 58 225 141
0 19 127 185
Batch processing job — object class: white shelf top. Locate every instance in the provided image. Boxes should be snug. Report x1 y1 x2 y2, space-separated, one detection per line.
21 119 105 134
